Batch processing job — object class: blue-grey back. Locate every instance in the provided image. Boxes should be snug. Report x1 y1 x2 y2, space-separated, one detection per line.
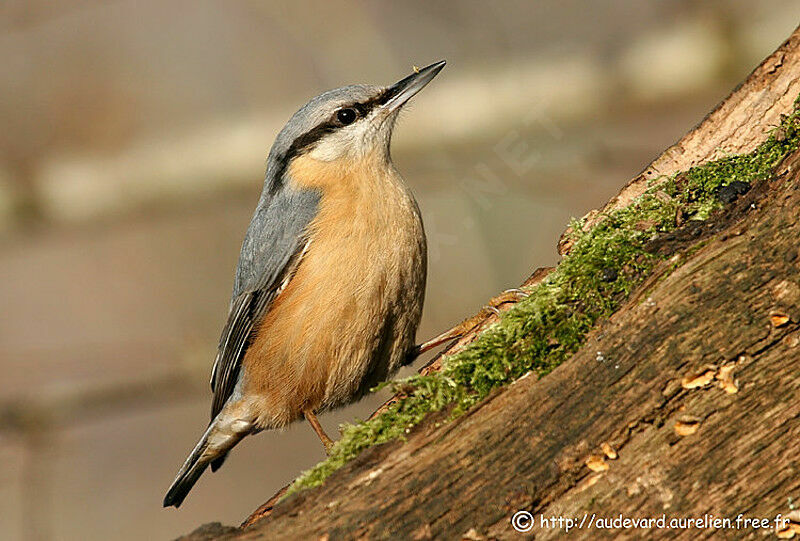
233 183 320 300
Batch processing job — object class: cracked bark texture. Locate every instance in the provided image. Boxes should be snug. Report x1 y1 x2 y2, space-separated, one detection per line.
178 26 800 541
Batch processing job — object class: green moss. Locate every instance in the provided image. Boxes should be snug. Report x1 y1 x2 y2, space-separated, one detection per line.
286 96 800 496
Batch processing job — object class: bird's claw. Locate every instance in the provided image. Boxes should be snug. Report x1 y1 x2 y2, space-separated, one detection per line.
502 287 529 299
484 288 529 314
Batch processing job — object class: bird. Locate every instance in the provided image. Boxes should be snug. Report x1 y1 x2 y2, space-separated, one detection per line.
163 60 446 508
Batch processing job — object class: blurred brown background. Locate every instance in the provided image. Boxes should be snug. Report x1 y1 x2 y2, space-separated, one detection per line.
1 1 798 540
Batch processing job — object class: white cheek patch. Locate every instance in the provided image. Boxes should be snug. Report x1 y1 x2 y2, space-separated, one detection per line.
308 114 389 162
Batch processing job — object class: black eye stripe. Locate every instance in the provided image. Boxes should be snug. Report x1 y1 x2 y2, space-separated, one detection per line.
268 122 337 194
289 96 387 152
268 89 396 194
338 88 393 120
351 103 370 117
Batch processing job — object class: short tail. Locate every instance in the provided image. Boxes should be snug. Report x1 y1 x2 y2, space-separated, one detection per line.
163 413 253 508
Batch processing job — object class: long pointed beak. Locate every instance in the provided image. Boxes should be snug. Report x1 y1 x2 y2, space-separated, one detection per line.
381 60 446 113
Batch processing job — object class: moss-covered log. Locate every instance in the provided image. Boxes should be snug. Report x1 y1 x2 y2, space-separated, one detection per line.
179 26 800 540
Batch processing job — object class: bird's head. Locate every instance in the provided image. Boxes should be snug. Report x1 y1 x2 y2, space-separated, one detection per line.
266 61 445 183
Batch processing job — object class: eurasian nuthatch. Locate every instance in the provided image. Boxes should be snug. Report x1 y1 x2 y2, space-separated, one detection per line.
164 61 446 507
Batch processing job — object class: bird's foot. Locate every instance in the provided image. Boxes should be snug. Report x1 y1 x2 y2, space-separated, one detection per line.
409 287 530 362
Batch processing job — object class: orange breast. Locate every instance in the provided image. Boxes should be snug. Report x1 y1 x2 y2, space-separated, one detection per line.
241 153 426 428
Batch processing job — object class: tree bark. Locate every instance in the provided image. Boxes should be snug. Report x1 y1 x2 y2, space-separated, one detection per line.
179 26 800 541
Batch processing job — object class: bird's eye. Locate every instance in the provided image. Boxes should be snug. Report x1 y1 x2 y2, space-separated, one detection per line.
336 108 357 125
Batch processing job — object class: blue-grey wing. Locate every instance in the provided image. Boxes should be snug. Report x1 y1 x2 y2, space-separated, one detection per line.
209 184 320 420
